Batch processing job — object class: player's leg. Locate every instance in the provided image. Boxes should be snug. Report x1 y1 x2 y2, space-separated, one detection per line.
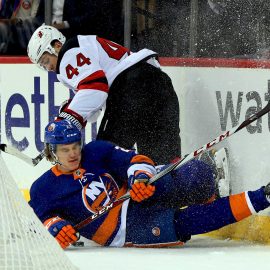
144 159 216 208
96 70 139 149
173 184 270 241
134 64 181 164
126 185 270 247
97 62 181 164
125 202 182 247
198 147 231 197
214 147 231 197
97 106 137 149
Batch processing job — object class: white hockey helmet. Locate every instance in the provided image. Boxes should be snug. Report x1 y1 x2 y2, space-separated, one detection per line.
27 24 66 68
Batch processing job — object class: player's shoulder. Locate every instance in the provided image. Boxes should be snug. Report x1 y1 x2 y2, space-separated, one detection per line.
56 35 101 85
57 35 98 68
82 140 135 164
62 36 80 50
82 140 118 162
83 140 115 155
30 169 56 195
56 36 80 73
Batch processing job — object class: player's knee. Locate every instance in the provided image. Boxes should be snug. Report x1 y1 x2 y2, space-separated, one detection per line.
173 209 192 243
172 159 215 204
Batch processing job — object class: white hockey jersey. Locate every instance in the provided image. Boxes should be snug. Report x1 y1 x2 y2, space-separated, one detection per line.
56 35 160 123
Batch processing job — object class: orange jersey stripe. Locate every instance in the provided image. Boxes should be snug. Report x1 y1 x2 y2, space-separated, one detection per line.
51 166 86 180
131 155 155 166
92 184 128 245
43 216 63 228
51 165 73 176
229 192 252 221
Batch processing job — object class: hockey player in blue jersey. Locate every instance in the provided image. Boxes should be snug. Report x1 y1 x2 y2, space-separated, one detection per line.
29 120 270 249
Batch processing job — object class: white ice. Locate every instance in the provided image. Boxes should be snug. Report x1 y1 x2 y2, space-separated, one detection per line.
66 236 270 270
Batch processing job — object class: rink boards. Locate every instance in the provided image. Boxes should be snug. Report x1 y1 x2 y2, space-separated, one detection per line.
0 57 270 243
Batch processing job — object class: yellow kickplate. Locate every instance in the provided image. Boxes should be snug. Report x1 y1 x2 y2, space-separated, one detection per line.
20 189 30 202
205 215 270 244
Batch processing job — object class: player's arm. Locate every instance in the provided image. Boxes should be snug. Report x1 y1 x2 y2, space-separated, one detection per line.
57 43 109 129
43 216 79 249
29 176 79 249
127 155 157 202
84 141 156 201
96 142 157 201
57 89 107 130
84 140 136 177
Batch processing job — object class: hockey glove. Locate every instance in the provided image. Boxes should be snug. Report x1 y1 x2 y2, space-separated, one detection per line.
56 98 87 130
44 216 79 249
128 171 156 202
58 98 73 114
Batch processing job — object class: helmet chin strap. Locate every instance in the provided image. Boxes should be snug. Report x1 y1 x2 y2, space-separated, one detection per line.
52 151 63 166
51 47 59 57
49 144 63 166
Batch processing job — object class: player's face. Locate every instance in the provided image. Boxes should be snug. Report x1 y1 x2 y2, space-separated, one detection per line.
56 142 82 172
38 52 58 71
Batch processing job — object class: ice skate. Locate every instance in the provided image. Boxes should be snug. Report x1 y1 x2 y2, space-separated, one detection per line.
264 183 270 202
198 147 231 197
213 147 231 197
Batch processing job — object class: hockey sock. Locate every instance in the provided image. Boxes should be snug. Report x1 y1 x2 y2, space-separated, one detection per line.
174 187 270 240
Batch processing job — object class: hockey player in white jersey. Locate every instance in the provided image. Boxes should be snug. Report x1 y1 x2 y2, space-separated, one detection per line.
27 24 181 164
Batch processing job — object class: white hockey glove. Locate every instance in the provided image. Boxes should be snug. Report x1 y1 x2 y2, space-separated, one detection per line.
56 99 86 130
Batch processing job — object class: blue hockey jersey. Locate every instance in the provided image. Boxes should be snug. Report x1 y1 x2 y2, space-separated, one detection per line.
29 140 140 247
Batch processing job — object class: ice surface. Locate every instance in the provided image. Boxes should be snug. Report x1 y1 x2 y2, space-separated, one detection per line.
66 236 270 270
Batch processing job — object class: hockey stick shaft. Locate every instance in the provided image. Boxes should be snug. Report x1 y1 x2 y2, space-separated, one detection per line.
74 101 270 230
150 101 270 184
0 144 45 166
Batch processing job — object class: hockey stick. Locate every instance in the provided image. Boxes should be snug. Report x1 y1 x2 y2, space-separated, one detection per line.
74 101 270 230
0 144 45 166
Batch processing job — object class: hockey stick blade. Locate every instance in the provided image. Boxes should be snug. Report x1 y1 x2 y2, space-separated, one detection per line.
74 101 270 231
0 144 45 166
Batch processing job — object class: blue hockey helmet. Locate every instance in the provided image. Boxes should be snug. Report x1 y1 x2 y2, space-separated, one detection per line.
44 119 81 145
44 120 82 163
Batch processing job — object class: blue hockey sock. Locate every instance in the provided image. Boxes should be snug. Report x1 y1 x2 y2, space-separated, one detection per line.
174 187 270 241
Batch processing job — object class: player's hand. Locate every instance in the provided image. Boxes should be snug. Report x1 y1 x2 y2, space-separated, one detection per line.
128 171 155 202
56 98 87 129
44 216 79 249
58 99 73 114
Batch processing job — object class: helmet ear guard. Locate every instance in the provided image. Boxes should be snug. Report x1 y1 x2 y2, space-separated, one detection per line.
27 24 66 69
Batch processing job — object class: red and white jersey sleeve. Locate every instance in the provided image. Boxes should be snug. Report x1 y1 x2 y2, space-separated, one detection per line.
56 35 159 122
